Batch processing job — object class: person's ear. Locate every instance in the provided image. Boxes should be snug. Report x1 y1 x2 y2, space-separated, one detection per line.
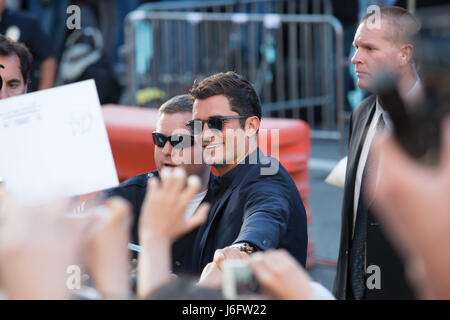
399 44 414 67
245 116 260 136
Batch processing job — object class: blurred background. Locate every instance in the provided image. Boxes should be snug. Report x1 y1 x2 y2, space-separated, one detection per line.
4 0 449 291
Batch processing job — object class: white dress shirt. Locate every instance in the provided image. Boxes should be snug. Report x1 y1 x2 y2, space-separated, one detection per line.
184 189 207 219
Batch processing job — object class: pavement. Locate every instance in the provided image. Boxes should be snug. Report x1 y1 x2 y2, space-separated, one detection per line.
305 139 346 293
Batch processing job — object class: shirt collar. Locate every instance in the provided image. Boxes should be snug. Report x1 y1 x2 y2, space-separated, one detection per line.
213 148 261 191
407 78 421 97
375 98 392 129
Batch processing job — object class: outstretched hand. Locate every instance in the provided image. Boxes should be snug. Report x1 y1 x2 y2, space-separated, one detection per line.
0 187 87 299
139 167 210 244
248 249 315 300
137 167 210 298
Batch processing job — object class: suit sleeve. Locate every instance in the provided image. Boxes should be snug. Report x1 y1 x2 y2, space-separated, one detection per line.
232 175 293 251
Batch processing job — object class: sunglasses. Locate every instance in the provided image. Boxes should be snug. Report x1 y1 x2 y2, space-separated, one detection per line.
152 132 195 149
185 116 248 135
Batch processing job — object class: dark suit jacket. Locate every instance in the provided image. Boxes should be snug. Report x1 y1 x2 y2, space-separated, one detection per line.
103 170 214 275
191 148 308 274
333 95 416 300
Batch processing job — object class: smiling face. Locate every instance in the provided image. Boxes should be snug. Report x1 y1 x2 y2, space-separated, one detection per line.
192 94 249 175
154 111 207 177
351 19 403 92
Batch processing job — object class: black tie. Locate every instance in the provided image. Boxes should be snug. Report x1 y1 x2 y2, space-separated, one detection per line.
351 114 385 300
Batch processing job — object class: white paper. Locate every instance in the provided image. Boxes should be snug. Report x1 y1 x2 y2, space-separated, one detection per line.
0 80 118 205
325 157 347 189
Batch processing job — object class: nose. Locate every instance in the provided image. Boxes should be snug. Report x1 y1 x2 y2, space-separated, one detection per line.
351 49 363 65
0 84 8 100
201 121 216 143
161 139 173 156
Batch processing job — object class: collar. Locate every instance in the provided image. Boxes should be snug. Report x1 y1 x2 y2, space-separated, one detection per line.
375 98 392 129
406 78 421 97
213 148 261 191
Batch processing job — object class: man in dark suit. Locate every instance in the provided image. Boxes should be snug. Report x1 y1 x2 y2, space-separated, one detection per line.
187 71 308 274
333 7 422 299
104 94 213 275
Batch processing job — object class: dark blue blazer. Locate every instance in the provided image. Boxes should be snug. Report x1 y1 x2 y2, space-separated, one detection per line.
192 149 308 273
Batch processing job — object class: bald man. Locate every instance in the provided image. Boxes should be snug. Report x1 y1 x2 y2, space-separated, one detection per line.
334 6 421 300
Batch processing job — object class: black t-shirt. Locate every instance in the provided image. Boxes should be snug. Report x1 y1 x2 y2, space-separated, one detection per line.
0 8 56 90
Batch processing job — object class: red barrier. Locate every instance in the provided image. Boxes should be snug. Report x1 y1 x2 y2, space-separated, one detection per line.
102 105 315 268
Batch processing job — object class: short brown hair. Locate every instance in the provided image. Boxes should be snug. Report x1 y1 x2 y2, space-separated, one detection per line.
190 71 262 128
0 34 33 85
360 6 421 45
158 94 194 117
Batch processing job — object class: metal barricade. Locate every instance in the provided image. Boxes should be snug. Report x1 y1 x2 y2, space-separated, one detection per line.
136 0 333 15
123 10 344 144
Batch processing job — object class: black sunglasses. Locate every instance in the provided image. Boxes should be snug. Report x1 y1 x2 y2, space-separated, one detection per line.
185 115 248 135
152 132 195 149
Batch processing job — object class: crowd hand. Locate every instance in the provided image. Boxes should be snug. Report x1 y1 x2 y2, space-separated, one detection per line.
83 197 132 299
137 167 209 298
139 167 209 244
198 247 249 289
0 189 88 299
369 118 450 299
248 249 315 300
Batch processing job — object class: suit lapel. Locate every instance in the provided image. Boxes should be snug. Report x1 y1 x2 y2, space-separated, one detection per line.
197 182 239 266
196 160 256 269
336 96 377 299
345 98 376 238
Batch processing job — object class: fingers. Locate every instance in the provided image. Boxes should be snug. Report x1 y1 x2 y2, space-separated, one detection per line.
140 177 161 224
104 197 132 225
140 167 208 242
160 167 187 197
249 249 296 281
178 175 201 208
185 202 209 233
248 251 271 281
248 249 314 300
248 250 290 299
213 246 249 270
198 261 222 289
145 168 202 210
160 168 202 208
146 176 161 200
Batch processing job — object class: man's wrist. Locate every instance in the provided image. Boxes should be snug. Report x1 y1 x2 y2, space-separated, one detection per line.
230 242 257 254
